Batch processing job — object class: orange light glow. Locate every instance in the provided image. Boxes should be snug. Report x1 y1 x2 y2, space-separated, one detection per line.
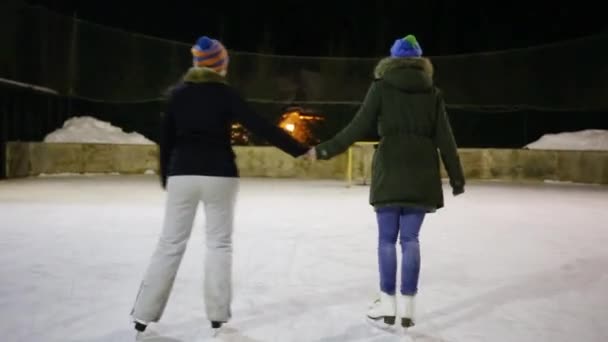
278 108 324 144
231 108 324 145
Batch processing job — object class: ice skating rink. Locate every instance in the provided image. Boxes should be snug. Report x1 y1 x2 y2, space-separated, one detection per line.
1 175 607 342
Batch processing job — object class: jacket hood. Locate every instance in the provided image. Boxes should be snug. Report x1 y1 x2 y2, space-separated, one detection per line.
374 57 434 92
182 67 228 84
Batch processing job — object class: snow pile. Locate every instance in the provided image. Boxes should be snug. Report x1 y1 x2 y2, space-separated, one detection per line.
525 129 608 151
44 116 155 145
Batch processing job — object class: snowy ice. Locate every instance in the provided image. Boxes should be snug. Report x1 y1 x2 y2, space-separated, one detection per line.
525 129 608 151
0 176 607 342
44 116 156 145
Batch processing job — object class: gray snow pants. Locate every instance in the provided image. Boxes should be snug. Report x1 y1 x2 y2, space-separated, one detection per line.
131 175 238 323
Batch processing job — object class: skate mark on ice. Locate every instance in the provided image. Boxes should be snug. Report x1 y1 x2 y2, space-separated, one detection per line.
316 319 450 342
418 257 608 333
138 337 182 342
208 326 265 342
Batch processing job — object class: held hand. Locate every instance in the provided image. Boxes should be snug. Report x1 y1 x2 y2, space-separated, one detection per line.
306 148 317 161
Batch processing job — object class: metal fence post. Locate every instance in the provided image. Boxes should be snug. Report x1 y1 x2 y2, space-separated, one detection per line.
0 100 7 179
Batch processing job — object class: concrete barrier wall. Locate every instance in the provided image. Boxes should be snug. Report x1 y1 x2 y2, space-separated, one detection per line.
349 145 608 185
460 149 608 184
5 143 348 180
5 142 608 185
6 143 159 178
453 148 608 184
235 146 347 179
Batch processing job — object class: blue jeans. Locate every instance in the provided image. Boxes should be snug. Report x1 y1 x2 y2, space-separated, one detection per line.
376 206 426 296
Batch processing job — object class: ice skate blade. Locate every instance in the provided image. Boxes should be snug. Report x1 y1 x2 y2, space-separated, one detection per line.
366 315 396 325
366 317 401 335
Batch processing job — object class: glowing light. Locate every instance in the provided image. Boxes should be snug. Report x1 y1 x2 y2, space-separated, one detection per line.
285 123 295 132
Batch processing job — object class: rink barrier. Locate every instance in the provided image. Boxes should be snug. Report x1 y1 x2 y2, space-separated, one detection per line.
4 143 347 180
347 143 608 186
4 142 608 185
5 142 159 177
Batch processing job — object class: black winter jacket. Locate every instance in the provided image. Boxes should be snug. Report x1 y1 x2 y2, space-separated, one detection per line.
160 67 308 187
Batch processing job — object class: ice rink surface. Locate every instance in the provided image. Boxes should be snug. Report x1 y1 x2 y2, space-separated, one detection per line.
1 175 607 342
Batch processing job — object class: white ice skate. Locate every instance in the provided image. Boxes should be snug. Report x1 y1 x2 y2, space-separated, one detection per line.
191 321 227 341
135 328 159 341
134 320 154 341
367 292 397 325
399 295 416 328
211 321 224 337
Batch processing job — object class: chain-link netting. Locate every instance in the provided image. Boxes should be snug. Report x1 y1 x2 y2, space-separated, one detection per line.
8 5 608 109
1 4 608 166
431 33 608 111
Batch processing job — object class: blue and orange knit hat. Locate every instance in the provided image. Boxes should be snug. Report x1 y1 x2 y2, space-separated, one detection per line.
191 36 229 74
390 35 423 58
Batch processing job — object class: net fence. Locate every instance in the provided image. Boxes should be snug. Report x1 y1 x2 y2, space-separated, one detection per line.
1 5 607 154
6 6 608 108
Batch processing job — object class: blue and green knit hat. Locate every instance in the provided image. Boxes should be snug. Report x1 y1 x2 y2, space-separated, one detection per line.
390 35 423 58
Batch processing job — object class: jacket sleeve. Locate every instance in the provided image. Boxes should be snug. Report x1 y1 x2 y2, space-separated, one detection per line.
229 90 308 157
433 89 465 194
159 101 176 189
315 82 380 160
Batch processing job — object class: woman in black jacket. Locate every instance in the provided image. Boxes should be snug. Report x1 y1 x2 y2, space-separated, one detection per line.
131 36 308 337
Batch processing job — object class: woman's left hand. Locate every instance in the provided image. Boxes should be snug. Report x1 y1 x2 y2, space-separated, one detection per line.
305 148 317 161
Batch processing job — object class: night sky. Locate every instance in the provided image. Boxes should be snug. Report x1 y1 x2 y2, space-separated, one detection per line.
24 0 608 57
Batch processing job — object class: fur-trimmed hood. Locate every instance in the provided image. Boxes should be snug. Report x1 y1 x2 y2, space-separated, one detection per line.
374 57 434 91
183 67 228 84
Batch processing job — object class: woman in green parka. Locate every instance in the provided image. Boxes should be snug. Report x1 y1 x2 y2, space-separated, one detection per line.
308 35 465 328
